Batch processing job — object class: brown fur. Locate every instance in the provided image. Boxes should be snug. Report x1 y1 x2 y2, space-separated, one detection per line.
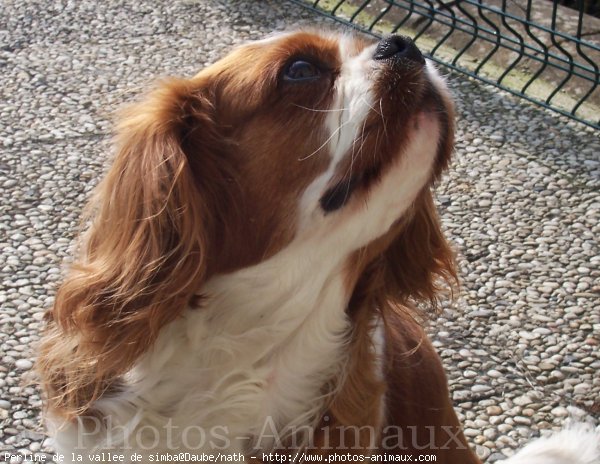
38 33 340 417
38 30 478 462
38 81 214 416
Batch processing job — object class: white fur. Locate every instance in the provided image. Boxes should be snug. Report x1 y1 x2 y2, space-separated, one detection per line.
499 423 600 464
371 317 387 431
298 38 378 232
48 34 444 462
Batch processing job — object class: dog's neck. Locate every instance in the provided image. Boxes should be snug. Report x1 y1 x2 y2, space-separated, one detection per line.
65 239 354 457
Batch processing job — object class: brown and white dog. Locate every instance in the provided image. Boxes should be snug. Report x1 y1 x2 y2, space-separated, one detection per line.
38 31 598 463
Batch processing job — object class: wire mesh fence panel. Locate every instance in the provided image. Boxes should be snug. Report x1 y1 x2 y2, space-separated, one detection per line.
290 0 600 129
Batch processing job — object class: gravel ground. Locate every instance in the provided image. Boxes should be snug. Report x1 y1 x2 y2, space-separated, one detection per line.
0 1 598 462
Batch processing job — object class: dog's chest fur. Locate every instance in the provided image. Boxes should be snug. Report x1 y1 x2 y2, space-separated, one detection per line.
65 240 353 457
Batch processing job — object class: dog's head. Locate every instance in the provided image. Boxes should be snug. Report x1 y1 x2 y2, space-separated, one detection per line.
39 30 456 415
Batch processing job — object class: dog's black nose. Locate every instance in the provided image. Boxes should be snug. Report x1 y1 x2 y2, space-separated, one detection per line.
373 35 425 65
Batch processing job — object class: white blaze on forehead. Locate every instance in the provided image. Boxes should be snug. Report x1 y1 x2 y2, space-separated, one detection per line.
298 37 378 230
327 36 378 166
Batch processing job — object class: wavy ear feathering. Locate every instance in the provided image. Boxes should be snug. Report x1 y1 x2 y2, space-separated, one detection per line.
382 189 458 313
38 79 222 417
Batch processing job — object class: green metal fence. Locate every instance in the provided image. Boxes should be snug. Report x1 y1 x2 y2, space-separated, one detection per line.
290 0 600 129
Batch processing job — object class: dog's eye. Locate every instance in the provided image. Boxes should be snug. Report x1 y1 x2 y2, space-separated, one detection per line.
283 60 321 82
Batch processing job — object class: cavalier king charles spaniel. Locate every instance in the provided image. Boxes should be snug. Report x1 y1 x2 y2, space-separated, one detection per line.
38 31 598 464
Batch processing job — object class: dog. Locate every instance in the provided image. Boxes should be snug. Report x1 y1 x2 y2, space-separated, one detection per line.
37 30 599 463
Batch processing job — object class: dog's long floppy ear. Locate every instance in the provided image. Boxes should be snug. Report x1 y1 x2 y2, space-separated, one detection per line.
381 190 458 312
38 78 221 416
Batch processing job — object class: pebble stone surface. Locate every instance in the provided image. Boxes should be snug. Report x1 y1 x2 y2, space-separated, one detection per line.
1 1 598 462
